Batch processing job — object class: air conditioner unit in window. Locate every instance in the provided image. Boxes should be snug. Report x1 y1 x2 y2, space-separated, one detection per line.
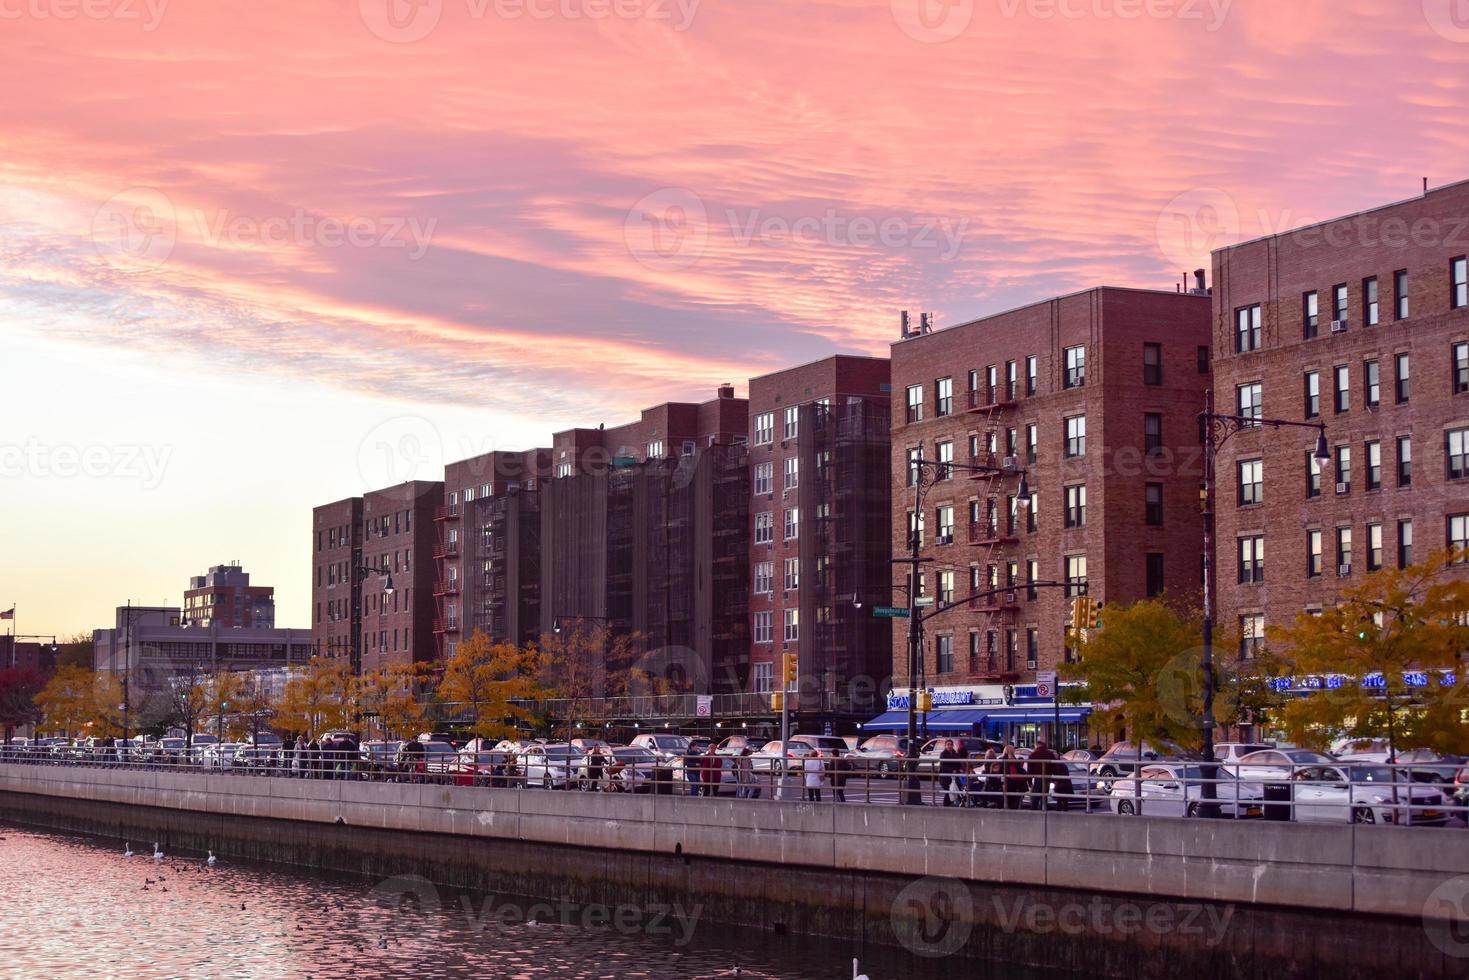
1330 319 1349 333
1338 564 1352 577
1001 456 1018 470
1335 482 1350 494
1005 591 1018 605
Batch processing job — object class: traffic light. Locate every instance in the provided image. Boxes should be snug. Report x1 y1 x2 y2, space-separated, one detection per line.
1068 596 1087 632
781 652 799 688
917 690 933 712
770 690 785 711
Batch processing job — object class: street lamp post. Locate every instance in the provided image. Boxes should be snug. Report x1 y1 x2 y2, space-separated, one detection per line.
1200 387 1329 814
351 564 395 676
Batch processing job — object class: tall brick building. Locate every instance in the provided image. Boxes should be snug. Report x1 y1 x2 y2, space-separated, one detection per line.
886 288 1212 744
746 355 893 727
183 562 275 629
311 480 439 673
435 449 551 658
1212 179 1469 668
541 387 750 693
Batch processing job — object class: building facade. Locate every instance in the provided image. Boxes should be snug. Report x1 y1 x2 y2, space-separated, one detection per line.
94 605 314 691
436 449 552 657
311 480 439 674
746 355 893 726
886 287 1212 742
1212 180 1469 662
541 386 750 695
183 562 275 629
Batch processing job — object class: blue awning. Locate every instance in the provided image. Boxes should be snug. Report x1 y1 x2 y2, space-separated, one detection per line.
858 710 910 731
984 707 1090 724
860 708 989 731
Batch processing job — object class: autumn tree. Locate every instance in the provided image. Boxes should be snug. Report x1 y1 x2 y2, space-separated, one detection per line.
1268 548 1469 755
276 657 352 735
204 671 247 740
33 664 98 737
537 620 639 742
356 662 428 739
437 629 544 739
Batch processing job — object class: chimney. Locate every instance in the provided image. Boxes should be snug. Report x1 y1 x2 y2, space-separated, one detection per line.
900 310 911 338
1193 269 1207 294
717 384 734 400
920 312 932 334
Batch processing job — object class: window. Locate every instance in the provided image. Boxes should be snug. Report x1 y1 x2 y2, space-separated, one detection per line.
936 504 954 544
1237 382 1262 423
1333 365 1349 413
1145 483 1164 526
935 377 953 417
1065 555 1087 598
1367 523 1383 572
1143 343 1163 385
754 461 773 495
1398 519 1414 568
1005 630 1018 672
753 612 773 644
937 570 955 605
754 412 774 445
936 440 953 480
1145 553 1165 598
1307 530 1323 578
968 631 981 669
1235 305 1262 352
1064 484 1087 528
783 608 799 642
1064 345 1086 387
783 456 799 490
1455 257 1468 310
1454 343 1469 394
1237 458 1263 506
1395 353 1410 403
647 440 663 459
1026 355 1038 395
754 561 773 594
967 369 979 393
555 461 573 478
1364 359 1379 408
783 508 800 540
783 557 799 592
1144 413 1163 456
1394 270 1410 320
1333 283 1349 324
753 661 772 691
1026 628 1039 669
1448 428 1469 480
1026 558 1039 600
1303 371 1320 419
1197 345 1210 374
1302 291 1319 339
906 447 921 486
1006 361 1018 400
1239 614 1264 660
1026 423 1038 464
1364 277 1379 326
1396 435 1411 487
1336 527 1353 575
1064 415 1086 457
1449 514 1469 559
782 405 799 440
936 634 954 674
754 511 773 544
1365 440 1381 491
1335 446 1351 493
1238 536 1264 584
905 385 923 423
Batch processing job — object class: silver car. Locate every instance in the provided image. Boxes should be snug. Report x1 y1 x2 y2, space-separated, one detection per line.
521 744 585 789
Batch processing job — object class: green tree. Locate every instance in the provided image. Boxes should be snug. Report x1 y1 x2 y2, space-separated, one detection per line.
1268 548 1469 755
437 630 544 739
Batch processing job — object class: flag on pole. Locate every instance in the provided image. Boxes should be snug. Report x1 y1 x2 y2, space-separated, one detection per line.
0 607 13 620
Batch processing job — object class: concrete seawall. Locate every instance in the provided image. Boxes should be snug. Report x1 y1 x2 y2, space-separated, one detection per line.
3 764 1465 978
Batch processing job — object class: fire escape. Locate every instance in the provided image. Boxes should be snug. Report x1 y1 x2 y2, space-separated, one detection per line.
432 499 461 655
965 380 1025 681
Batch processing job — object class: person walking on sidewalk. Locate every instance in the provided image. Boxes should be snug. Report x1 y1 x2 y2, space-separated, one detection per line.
803 751 827 803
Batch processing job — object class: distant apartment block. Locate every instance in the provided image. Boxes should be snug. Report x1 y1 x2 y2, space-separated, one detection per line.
182 562 275 629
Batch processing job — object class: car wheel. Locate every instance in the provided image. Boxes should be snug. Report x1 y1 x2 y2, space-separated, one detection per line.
1098 768 1117 793
878 760 893 776
1352 806 1375 824
1186 802 1201 818
541 773 552 791
1118 800 1135 815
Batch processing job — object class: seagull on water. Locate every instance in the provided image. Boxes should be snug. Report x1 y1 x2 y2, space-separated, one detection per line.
207 851 217 867
123 842 134 858
152 842 164 861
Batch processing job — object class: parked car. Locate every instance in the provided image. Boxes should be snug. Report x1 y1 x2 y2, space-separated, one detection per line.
1232 748 1337 782
1110 763 1264 818
1291 763 1451 825
672 753 741 792
360 740 404 779
395 740 457 779
206 742 241 769
580 746 660 792
713 735 768 756
1089 741 1195 791
1212 742 1274 765
187 734 220 764
850 735 914 776
749 740 815 773
417 731 464 749
453 748 515 787
629 733 692 763
520 743 585 789
789 734 852 758
1451 764 1469 818
492 739 541 758
569 738 611 752
153 737 189 764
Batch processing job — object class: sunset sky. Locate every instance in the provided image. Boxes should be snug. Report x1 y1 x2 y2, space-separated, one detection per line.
2 0 1468 637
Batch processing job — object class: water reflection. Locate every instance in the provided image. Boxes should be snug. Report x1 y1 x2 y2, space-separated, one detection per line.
0 823 1069 979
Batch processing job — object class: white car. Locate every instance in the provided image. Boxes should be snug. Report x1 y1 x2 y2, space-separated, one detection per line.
1291 764 1451 826
520 744 585 789
1231 748 1336 782
206 742 241 769
748 739 815 773
1110 763 1264 819
1212 742 1274 765
629 733 691 763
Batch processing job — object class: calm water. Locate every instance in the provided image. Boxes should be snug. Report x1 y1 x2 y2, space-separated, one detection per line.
0 823 1074 980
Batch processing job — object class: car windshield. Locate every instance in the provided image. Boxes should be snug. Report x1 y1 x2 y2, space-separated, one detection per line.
544 748 582 759
1287 751 1334 763
420 742 454 754
254 735 283 745
1226 744 1271 756
654 736 690 749
1349 766 1395 783
463 752 503 764
161 739 185 748
613 749 655 763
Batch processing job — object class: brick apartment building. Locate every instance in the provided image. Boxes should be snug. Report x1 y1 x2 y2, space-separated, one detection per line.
886 288 1212 743
540 387 750 694
1212 179 1469 664
435 449 552 658
182 562 275 629
311 480 439 673
746 355 893 727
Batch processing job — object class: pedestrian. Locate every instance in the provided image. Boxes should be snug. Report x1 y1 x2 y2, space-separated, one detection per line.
1001 745 1026 810
1027 740 1059 810
734 749 755 799
683 744 702 797
306 735 321 780
585 747 604 791
803 750 827 803
702 748 722 797
953 740 971 807
938 739 959 806
829 749 849 803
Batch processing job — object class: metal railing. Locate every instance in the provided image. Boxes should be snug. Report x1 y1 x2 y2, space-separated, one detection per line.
0 747 1463 825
